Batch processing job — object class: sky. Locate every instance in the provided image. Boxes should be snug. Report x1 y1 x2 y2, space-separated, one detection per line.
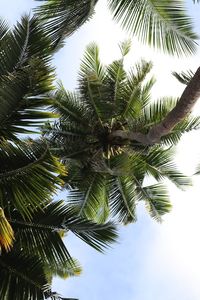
1 1 200 300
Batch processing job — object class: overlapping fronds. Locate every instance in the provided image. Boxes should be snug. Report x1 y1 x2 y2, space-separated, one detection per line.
109 175 137 224
0 15 51 75
108 0 198 56
138 183 172 222
121 69 154 119
51 82 92 126
42 201 117 252
0 15 55 140
0 198 117 298
0 139 64 219
0 250 50 300
10 200 117 254
35 0 98 51
141 146 192 189
68 172 109 223
35 0 198 56
78 43 116 123
45 258 82 281
47 42 198 224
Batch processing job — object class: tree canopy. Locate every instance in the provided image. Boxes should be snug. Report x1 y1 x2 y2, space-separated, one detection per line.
0 0 200 299
43 41 200 224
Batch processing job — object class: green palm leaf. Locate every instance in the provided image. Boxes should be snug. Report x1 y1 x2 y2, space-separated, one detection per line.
108 0 198 56
172 69 194 85
161 115 200 145
137 183 171 222
0 16 51 75
105 40 131 109
51 82 92 126
0 199 117 298
0 140 64 219
78 43 114 124
0 16 55 140
0 250 50 300
65 217 118 252
121 72 154 119
45 258 82 283
10 200 117 253
68 172 109 221
35 0 98 51
142 146 192 189
109 175 137 224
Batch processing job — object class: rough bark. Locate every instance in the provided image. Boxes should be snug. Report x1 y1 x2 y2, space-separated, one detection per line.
110 66 200 145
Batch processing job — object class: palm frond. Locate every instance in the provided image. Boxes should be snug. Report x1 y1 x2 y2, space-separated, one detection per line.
45 258 82 283
35 0 98 51
0 208 14 252
109 175 137 224
137 183 171 222
65 217 118 252
123 78 155 120
68 172 109 221
108 0 198 56
0 16 55 140
38 200 117 252
44 121 94 162
161 115 200 145
11 200 117 253
106 59 127 110
78 43 117 123
119 39 132 56
0 250 50 300
172 69 194 85
0 74 54 140
0 15 51 76
142 146 192 189
51 82 92 126
0 19 9 40
140 97 178 127
13 224 72 267
79 42 106 81
0 140 64 219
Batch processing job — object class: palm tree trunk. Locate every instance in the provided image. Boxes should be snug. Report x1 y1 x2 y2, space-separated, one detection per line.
110 66 200 145
147 66 200 143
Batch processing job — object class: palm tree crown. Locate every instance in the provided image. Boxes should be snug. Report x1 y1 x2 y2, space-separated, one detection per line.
44 41 200 224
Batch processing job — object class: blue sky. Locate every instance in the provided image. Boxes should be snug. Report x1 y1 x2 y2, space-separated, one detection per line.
2 1 200 299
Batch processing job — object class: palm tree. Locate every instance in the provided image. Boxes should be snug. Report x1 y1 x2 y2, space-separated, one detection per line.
35 0 199 55
43 41 200 224
0 16 118 299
